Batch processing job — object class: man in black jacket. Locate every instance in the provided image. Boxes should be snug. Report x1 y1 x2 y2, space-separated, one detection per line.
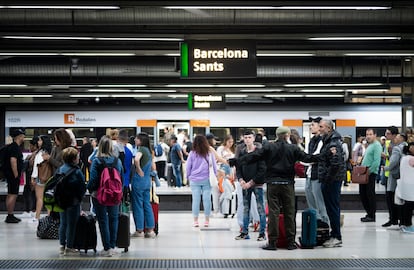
234 130 267 242
317 119 345 248
239 126 317 250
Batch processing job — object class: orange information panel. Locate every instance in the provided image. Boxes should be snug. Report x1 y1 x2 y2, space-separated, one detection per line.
190 119 210 127
137 119 157 127
336 119 356 127
282 119 303 127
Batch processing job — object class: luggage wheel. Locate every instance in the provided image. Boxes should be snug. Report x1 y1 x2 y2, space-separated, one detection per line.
124 248 128 252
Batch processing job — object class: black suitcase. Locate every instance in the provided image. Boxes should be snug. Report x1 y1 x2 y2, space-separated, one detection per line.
73 214 97 253
116 212 130 252
166 163 176 187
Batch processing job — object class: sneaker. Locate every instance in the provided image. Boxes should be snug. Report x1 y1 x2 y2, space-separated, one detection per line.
5 215 21 223
109 248 118 255
361 216 375 222
59 246 65 255
99 249 112 257
287 242 298 250
262 242 277 250
144 231 157 238
193 221 199 227
64 248 79 256
235 232 250 240
382 220 398 227
257 234 266 241
323 237 342 248
204 221 209 227
401 225 414 234
131 231 144 238
29 218 39 223
19 212 32 218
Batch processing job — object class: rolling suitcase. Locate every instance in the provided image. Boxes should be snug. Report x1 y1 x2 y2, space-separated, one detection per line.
300 208 317 248
116 211 130 252
276 214 288 248
166 163 176 187
73 214 97 253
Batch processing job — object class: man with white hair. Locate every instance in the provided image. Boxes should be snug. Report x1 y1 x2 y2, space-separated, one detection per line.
318 119 346 248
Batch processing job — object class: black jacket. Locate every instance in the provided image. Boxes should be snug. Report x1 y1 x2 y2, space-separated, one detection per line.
239 140 315 184
236 145 266 185
308 135 323 180
317 130 346 183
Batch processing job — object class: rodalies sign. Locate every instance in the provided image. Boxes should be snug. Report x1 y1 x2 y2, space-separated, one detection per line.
181 41 256 78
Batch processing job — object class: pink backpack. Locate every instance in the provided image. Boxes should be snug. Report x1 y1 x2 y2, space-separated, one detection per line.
96 158 123 206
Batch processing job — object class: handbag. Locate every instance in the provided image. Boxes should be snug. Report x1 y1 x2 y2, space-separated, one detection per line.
37 160 53 184
208 154 218 187
351 166 370 184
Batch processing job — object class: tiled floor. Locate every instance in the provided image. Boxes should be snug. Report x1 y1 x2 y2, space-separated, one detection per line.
0 210 412 261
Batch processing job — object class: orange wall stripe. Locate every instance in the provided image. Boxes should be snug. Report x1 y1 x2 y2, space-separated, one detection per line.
137 119 157 127
336 119 356 127
190 119 210 127
283 119 303 127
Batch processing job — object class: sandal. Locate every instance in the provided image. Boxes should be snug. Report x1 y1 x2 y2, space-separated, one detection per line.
193 221 199 227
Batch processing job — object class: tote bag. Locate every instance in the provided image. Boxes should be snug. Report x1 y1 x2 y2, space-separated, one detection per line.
208 154 218 187
37 160 53 184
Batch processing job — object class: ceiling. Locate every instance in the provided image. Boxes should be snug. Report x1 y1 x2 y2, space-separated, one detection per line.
0 1 413 106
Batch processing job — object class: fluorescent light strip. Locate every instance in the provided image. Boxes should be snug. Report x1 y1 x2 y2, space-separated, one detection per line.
0 52 135 56
168 95 188 98
0 95 11 98
97 84 146 87
166 84 214 88
225 94 248 98
276 6 390 10
62 53 135 56
284 83 383 87
0 84 28 87
0 53 60 56
348 89 390 93
13 95 53 98
111 94 151 98
309 37 400 41
164 6 277 10
300 89 344 92
305 94 344 98
88 89 132 93
3 36 182 42
216 84 265 88
70 94 110 98
164 6 390 10
1 6 120 10
257 53 315 57
240 89 282 92
96 37 183 41
346 53 414 56
363 96 401 99
265 94 344 98
133 90 176 93
48 84 96 88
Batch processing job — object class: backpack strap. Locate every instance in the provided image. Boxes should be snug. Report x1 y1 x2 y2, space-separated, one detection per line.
111 157 118 168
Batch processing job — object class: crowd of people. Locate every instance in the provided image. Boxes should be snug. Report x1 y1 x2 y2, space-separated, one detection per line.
2 121 414 256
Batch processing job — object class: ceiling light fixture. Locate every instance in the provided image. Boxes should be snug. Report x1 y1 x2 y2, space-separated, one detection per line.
0 52 60 56
111 94 151 98
70 94 110 98
225 94 248 98
240 89 282 92
257 53 315 57
96 37 183 41
164 6 278 10
132 90 176 93
3 36 94 40
0 6 120 10
97 84 146 87
300 89 344 92
166 84 215 88
309 37 401 41
3 36 182 42
168 94 188 98
0 84 28 87
216 84 265 88
61 53 135 56
345 53 414 56
88 89 132 93
164 6 390 10
284 83 383 87
13 94 53 98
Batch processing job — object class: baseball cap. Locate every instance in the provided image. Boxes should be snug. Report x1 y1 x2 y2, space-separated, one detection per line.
380 136 386 140
10 128 25 137
206 133 219 140
276 126 291 135
309 116 322 123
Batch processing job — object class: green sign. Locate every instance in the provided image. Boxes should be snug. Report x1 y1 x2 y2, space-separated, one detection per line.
181 41 256 78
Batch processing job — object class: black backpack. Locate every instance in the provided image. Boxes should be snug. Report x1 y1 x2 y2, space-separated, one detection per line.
0 145 9 179
44 167 79 212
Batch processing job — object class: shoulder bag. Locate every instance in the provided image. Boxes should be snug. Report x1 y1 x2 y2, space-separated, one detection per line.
208 154 218 187
37 160 53 184
351 166 370 184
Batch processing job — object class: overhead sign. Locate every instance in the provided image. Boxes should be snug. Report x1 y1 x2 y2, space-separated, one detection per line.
181 41 256 78
188 93 226 110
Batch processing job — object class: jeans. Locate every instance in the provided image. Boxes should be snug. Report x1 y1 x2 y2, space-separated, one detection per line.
190 178 211 218
131 161 154 230
59 204 80 248
172 163 182 187
93 197 119 251
155 160 166 179
305 178 330 224
321 180 342 240
242 187 266 235
359 173 377 218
